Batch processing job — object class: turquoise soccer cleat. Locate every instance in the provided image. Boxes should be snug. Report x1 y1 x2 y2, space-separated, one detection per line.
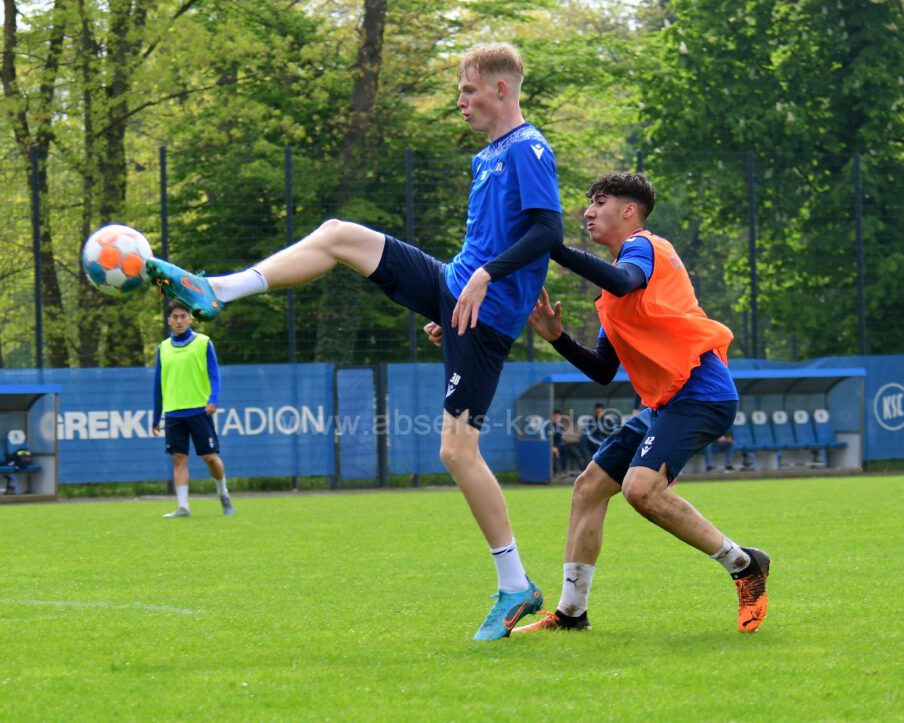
473 579 543 641
146 258 223 321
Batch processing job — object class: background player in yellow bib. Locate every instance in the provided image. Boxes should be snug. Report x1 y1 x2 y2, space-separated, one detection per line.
153 300 234 518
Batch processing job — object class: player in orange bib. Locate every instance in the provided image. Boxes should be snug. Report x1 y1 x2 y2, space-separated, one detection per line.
514 172 770 634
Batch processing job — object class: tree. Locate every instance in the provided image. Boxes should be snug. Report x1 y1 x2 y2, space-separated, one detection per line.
2 0 69 366
637 0 904 358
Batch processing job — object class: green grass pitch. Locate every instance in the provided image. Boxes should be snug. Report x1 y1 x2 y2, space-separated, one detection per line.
1 475 901 721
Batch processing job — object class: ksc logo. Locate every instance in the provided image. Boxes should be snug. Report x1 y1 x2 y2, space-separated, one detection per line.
873 382 904 432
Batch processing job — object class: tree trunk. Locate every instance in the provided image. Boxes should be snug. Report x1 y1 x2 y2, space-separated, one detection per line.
2 0 70 367
73 0 149 367
314 0 387 363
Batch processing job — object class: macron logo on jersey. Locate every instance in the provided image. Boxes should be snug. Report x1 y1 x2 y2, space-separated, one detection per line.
531 144 545 160
446 372 461 398
640 436 655 457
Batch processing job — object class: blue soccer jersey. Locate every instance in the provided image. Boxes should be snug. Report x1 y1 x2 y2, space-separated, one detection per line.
445 123 561 339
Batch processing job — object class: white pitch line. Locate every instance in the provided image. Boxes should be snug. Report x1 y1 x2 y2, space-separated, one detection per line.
0 598 198 615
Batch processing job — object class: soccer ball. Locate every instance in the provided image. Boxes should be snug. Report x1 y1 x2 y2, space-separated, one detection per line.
82 224 154 296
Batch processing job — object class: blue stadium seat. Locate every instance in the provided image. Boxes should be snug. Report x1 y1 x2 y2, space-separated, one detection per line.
750 410 782 449
729 411 761 469
771 410 805 449
792 409 828 466
749 410 786 468
812 408 846 449
791 409 819 448
731 411 758 451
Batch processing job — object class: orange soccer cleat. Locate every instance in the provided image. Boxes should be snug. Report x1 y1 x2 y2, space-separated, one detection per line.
733 547 771 632
512 609 591 633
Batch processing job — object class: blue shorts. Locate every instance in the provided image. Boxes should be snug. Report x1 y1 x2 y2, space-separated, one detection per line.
164 413 220 456
369 235 514 429
592 399 737 484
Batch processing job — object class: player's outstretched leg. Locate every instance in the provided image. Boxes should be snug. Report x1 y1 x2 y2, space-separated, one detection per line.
732 547 770 632
145 221 385 321
146 259 223 321
473 579 544 641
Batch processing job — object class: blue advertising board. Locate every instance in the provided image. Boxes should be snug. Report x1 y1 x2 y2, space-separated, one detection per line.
0 365 335 484
0 355 901 484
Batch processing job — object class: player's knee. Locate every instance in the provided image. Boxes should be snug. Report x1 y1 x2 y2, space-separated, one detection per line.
439 441 474 471
438 444 458 470
622 476 661 516
317 218 345 236
313 219 366 258
572 469 597 505
172 453 189 468
572 467 616 509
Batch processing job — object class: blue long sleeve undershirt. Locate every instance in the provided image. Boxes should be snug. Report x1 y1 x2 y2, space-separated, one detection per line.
550 244 646 296
550 328 621 386
482 208 564 280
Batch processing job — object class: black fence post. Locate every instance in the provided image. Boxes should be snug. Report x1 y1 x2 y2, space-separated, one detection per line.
285 145 299 491
747 151 759 359
376 363 389 488
159 146 169 340
30 146 43 370
405 147 417 362
159 146 174 495
285 146 297 364
404 147 419 487
854 152 866 355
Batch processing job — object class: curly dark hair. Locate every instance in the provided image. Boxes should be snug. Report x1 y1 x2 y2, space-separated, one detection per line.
586 172 656 220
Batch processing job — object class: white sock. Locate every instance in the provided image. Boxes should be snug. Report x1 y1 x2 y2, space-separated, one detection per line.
490 539 530 593
557 562 595 617
709 536 750 574
209 268 268 303
176 485 189 510
214 476 228 496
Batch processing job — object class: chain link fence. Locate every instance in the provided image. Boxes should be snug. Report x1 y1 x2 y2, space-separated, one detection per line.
2 145 900 369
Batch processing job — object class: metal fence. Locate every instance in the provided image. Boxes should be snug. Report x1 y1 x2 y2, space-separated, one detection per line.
1 144 900 370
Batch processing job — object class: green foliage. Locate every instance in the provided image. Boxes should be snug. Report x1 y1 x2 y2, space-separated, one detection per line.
638 0 904 357
3 0 902 367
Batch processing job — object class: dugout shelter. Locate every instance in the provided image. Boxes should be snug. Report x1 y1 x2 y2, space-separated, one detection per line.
0 384 60 502
515 367 865 483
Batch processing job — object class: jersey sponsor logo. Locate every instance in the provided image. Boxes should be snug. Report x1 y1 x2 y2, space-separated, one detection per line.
531 143 545 160
640 435 655 457
491 160 505 175
446 372 461 399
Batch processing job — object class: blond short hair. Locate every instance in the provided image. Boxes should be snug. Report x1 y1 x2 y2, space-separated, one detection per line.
458 43 524 83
